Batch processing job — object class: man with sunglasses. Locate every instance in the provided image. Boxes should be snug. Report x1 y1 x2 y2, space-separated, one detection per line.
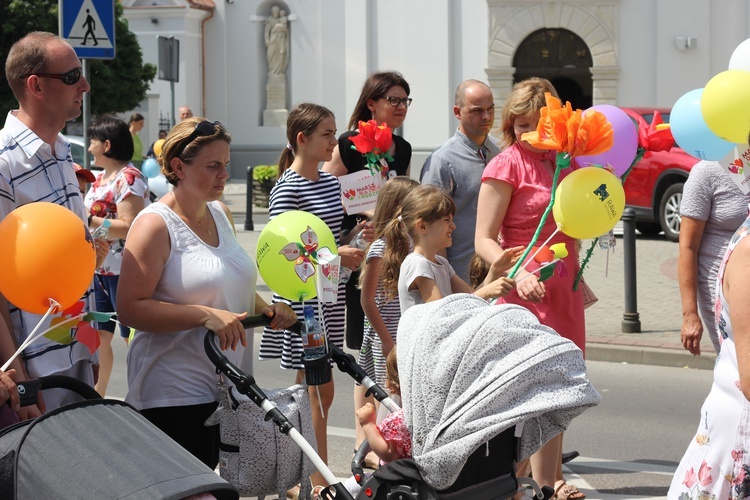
420 80 500 282
0 32 98 416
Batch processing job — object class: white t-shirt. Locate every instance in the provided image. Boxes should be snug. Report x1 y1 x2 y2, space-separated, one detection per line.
125 201 256 410
398 253 455 314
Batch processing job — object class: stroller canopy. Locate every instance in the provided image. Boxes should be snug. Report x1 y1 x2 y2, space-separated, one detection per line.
398 294 601 490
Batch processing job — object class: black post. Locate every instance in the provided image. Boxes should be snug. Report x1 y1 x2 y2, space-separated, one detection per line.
244 166 254 231
621 208 641 333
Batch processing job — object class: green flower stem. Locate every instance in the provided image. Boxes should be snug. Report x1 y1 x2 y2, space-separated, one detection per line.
509 152 569 279
574 238 598 291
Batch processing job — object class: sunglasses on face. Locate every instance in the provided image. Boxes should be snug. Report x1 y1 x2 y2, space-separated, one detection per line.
24 67 83 85
173 120 224 158
383 96 413 108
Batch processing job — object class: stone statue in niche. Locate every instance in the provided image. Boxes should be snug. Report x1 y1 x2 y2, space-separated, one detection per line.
263 5 290 126
265 6 289 76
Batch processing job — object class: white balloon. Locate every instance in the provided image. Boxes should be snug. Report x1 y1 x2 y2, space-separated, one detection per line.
728 38 750 71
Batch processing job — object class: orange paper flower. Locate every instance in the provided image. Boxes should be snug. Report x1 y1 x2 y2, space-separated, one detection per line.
521 93 614 158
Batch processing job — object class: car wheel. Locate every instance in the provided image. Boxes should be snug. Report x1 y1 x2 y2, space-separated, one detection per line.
659 183 683 242
635 222 662 236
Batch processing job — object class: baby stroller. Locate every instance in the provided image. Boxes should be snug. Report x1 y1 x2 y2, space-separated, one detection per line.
0 375 238 499
205 293 599 500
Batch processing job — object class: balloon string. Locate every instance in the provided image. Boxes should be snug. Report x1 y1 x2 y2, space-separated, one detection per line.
519 225 561 271
509 160 564 279
573 238 598 291
1 303 81 372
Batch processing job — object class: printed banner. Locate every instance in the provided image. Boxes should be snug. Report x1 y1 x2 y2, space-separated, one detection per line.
720 146 750 194
315 255 340 304
339 170 384 214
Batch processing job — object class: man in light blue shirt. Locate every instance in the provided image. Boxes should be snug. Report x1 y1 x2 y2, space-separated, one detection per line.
420 80 499 281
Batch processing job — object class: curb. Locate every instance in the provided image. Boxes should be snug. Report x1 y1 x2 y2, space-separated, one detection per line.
586 343 716 370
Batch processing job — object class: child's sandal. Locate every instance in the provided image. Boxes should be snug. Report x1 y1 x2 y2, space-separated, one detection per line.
311 485 330 499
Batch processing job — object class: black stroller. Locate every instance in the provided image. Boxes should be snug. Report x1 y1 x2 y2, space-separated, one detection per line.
204 315 552 500
0 376 238 499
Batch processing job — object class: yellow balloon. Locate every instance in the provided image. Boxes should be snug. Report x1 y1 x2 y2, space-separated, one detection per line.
701 70 750 143
553 168 625 240
153 139 165 157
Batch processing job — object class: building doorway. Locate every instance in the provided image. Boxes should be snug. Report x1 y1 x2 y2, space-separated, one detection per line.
513 28 593 109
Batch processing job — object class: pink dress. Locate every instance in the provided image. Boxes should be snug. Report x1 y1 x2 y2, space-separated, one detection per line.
482 143 586 354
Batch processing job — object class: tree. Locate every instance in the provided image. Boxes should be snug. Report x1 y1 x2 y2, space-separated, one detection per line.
0 0 155 118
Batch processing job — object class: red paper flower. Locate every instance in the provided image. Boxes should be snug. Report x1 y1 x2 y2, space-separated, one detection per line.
521 93 614 158
350 120 393 155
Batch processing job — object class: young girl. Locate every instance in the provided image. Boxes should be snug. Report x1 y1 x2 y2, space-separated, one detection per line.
380 184 518 313
354 176 418 466
345 348 411 495
257 103 366 496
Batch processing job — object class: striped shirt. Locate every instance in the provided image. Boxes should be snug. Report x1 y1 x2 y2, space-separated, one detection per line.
258 169 347 369
0 111 96 378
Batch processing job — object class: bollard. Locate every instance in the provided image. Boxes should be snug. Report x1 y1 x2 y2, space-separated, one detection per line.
244 166 254 231
621 208 641 333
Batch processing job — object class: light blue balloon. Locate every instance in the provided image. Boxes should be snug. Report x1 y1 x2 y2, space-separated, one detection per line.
142 158 161 179
671 88 735 161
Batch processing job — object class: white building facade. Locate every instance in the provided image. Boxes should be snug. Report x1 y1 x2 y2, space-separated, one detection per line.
121 0 750 179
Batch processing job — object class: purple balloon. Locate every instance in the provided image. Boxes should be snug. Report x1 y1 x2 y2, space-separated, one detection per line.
576 105 638 177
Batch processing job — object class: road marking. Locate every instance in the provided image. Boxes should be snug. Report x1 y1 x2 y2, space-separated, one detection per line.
566 455 675 476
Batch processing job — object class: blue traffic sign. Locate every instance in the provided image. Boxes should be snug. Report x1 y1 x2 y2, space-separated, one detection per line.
60 0 116 59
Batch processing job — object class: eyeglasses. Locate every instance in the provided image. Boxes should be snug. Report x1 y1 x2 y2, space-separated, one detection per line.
383 96 413 108
173 120 223 158
24 67 83 85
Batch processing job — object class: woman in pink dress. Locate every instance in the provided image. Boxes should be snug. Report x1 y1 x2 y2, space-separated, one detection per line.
474 77 585 500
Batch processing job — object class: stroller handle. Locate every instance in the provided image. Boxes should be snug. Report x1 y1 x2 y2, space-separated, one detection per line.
17 375 103 407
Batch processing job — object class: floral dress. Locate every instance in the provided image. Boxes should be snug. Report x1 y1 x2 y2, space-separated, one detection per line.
669 216 750 499
378 408 412 464
84 165 150 275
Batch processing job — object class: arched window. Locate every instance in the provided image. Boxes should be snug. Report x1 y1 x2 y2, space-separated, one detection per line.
514 28 593 109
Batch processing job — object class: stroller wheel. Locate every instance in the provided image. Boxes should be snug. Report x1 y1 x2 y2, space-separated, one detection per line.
385 485 418 500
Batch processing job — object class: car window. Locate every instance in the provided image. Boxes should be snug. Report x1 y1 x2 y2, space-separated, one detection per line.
70 142 84 165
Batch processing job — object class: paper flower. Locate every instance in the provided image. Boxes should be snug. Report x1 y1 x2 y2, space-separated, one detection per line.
530 243 568 282
349 120 394 178
279 226 335 283
521 93 614 158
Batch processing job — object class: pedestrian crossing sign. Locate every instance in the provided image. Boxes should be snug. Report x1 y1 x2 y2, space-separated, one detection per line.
61 0 115 59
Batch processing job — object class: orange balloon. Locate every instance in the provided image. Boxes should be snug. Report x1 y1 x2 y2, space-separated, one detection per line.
0 203 96 313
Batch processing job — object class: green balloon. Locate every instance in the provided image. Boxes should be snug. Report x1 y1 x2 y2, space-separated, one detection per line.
256 210 338 301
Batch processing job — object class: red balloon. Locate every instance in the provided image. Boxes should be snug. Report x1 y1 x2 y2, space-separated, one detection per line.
0 203 96 313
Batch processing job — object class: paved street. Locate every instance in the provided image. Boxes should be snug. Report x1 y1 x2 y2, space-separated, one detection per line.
101 181 716 498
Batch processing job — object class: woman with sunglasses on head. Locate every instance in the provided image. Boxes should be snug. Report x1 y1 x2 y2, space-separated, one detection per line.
322 72 413 463
259 103 366 498
117 117 296 469
83 114 150 397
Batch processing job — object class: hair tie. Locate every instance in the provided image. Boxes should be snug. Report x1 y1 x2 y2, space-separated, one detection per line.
285 143 293 151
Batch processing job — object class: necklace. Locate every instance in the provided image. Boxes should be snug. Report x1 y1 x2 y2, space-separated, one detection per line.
195 218 212 236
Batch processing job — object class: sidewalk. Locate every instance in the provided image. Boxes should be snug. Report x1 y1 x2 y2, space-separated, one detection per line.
223 181 717 371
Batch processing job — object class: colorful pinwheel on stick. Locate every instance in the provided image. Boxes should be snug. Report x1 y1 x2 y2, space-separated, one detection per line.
279 226 336 283
349 120 394 178
507 93 614 280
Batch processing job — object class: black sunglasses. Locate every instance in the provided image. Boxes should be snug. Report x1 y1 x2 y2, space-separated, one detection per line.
173 120 223 158
24 67 83 85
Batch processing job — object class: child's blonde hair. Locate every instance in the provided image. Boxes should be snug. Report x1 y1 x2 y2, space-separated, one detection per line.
358 177 418 289
385 347 400 396
468 253 489 290
380 185 456 299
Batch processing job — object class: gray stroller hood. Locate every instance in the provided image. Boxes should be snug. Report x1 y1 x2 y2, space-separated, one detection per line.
0 399 238 499
398 294 601 490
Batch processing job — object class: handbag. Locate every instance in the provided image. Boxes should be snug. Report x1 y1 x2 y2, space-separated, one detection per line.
214 380 317 499
580 278 598 310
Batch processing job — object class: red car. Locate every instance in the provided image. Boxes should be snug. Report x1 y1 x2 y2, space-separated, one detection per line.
620 107 697 242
